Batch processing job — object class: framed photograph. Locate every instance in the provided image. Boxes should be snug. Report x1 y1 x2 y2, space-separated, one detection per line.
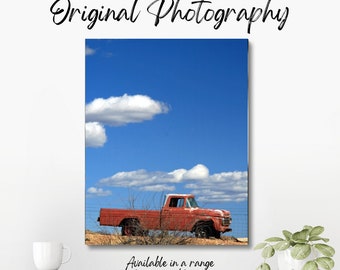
85 39 248 246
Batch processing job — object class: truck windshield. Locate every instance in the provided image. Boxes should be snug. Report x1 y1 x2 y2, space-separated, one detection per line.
186 197 199 208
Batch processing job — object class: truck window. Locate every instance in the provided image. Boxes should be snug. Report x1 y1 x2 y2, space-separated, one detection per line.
178 198 184 207
169 198 184 208
186 197 199 208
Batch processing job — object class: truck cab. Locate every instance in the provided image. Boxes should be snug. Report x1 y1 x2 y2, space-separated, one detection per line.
161 194 232 238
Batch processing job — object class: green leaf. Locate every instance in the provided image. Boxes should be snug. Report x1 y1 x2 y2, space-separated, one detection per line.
254 242 267 250
265 237 284 242
302 261 318 270
262 246 275 259
291 244 312 260
304 225 313 232
315 257 335 270
310 226 324 236
308 236 329 243
314 244 335 257
292 229 309 243
256 263 271 270
282 230 292 241
274 241 291 251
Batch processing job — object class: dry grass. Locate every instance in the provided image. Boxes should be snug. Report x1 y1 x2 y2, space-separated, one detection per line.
85 230 248 246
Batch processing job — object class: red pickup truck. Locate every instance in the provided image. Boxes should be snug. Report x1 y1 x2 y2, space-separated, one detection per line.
98 194 232 238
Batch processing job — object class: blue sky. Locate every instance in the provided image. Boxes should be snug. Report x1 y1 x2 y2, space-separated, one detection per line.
85 39 248 238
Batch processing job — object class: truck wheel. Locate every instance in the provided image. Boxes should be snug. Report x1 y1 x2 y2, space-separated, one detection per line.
121 219 142 236
122 222 133 236
195 224 213 238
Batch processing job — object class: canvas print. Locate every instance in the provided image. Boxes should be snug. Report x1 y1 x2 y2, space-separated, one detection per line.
85 39 248 245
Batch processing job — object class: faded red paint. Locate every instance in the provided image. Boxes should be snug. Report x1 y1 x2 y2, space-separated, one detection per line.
98 194 232 238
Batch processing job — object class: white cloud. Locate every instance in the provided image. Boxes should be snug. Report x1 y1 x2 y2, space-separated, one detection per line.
185 171 248 202
195 192 248 203
99 169 181 189
183 164 209 180
85 94 169 126
139 184 175 192
85 122 107 147
97 164 248 202
87 187 112 197
168 169 187 181
85 46 96 56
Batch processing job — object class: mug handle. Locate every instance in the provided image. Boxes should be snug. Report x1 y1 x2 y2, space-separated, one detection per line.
62 245 72 264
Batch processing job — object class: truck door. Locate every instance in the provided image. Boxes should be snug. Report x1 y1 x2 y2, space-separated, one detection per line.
160 197 192 231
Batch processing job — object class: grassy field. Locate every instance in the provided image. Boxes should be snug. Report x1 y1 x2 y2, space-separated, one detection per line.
85 230 248 246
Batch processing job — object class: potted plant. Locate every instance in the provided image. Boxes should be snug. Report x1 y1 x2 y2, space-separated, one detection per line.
254 225 335 270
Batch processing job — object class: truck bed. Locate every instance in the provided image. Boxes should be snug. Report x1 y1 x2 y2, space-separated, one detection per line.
99 208 162 230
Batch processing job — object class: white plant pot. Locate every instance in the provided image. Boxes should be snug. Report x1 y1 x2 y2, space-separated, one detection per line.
277 249 315 270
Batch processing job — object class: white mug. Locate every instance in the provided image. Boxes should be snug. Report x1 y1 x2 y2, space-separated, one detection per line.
33 242 71 270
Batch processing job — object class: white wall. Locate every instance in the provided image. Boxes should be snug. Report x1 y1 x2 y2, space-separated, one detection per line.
1 0 339 269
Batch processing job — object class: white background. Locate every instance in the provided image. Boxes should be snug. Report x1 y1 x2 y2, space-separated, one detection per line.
1 0 339 269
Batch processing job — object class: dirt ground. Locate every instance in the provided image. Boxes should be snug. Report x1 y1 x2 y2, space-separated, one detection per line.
85 230 248 246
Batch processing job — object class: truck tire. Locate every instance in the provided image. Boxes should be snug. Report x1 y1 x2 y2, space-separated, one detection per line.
121 219 142 236
195 223 213 238
121 221 133 236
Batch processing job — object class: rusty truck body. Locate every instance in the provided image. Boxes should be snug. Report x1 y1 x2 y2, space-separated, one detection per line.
97 194 232 238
